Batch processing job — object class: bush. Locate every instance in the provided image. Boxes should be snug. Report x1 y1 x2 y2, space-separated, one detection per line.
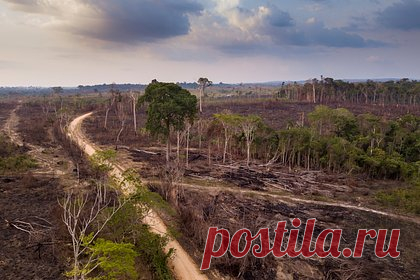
102 200 174 280
376 181 420 214
85 238 138 280
135 224 174 280
0 134 37 174
0 155 37 173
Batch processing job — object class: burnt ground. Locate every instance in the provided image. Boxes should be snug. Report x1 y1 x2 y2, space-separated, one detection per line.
0 175 67 280
202 99 420 130
82 99 420 279
0 101 71 279
0 102 16 127
178 189 420 280
122 147 406 211
82 99 417 207
83 98 418 208
1 101 157 280
121 147 420 279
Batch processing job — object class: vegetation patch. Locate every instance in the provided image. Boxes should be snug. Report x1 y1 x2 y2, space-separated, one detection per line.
376 181 420 214
0 135 37 174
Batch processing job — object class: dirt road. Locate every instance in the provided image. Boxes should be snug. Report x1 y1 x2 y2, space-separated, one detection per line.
67 112 208 280
2 103 67 176
3 103 24 146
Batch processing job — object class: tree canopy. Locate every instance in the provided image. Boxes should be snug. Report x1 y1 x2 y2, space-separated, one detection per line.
139 81 198 138
139 81 198 162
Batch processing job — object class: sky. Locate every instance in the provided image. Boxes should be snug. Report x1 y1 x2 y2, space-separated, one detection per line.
0 0 419 87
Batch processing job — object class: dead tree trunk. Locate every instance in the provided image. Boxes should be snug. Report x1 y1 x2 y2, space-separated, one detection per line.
115 120 125 150
312 79 317 103
176 131 181 163
166 137 171 163
130 91 138 135
185 124 191 168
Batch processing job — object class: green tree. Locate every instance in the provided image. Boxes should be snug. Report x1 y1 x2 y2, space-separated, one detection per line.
51 86 64 95
357 113 383 155
139 81 198 162
78 237 138 280
238 115 262 167
331 108 359 141
214 111 241 163
308 105 334 135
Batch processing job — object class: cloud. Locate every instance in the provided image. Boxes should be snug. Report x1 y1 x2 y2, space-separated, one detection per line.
2 0 203 43
2 0 94 16
214 1 293 32
300 22 385 47
1 0 386 57
266 5 294 28
208 1 383 49
265 18 385 48
377 0 420 30
183 2 293 55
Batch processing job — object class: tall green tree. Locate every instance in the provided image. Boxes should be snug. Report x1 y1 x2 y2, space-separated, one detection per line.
139 81 198 162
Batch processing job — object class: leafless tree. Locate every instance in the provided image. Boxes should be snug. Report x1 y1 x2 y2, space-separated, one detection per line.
185 123 191 168
129 91 139 135
196 118 210 151
197 77 212 113
312 78 318 103
59 183 125 280
114 91 128 150
160 162 184 207
104 85 118 130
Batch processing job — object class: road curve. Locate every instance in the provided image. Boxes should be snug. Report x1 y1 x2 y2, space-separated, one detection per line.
67 112 208 280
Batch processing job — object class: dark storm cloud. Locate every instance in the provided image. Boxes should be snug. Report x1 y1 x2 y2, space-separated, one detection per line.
237 2 384 49
377 0 420 30
266 20 384 48
86 0 203 43
2 0 203 43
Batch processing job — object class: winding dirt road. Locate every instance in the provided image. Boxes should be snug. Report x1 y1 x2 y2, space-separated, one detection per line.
67 112 208 280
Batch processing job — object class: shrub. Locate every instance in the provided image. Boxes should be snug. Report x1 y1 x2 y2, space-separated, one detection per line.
0 155 37 173
376 181 420 214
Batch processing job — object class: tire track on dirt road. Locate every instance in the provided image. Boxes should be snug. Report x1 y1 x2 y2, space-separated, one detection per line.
2 103 66 176
68 112 208 280
3 103 24 146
